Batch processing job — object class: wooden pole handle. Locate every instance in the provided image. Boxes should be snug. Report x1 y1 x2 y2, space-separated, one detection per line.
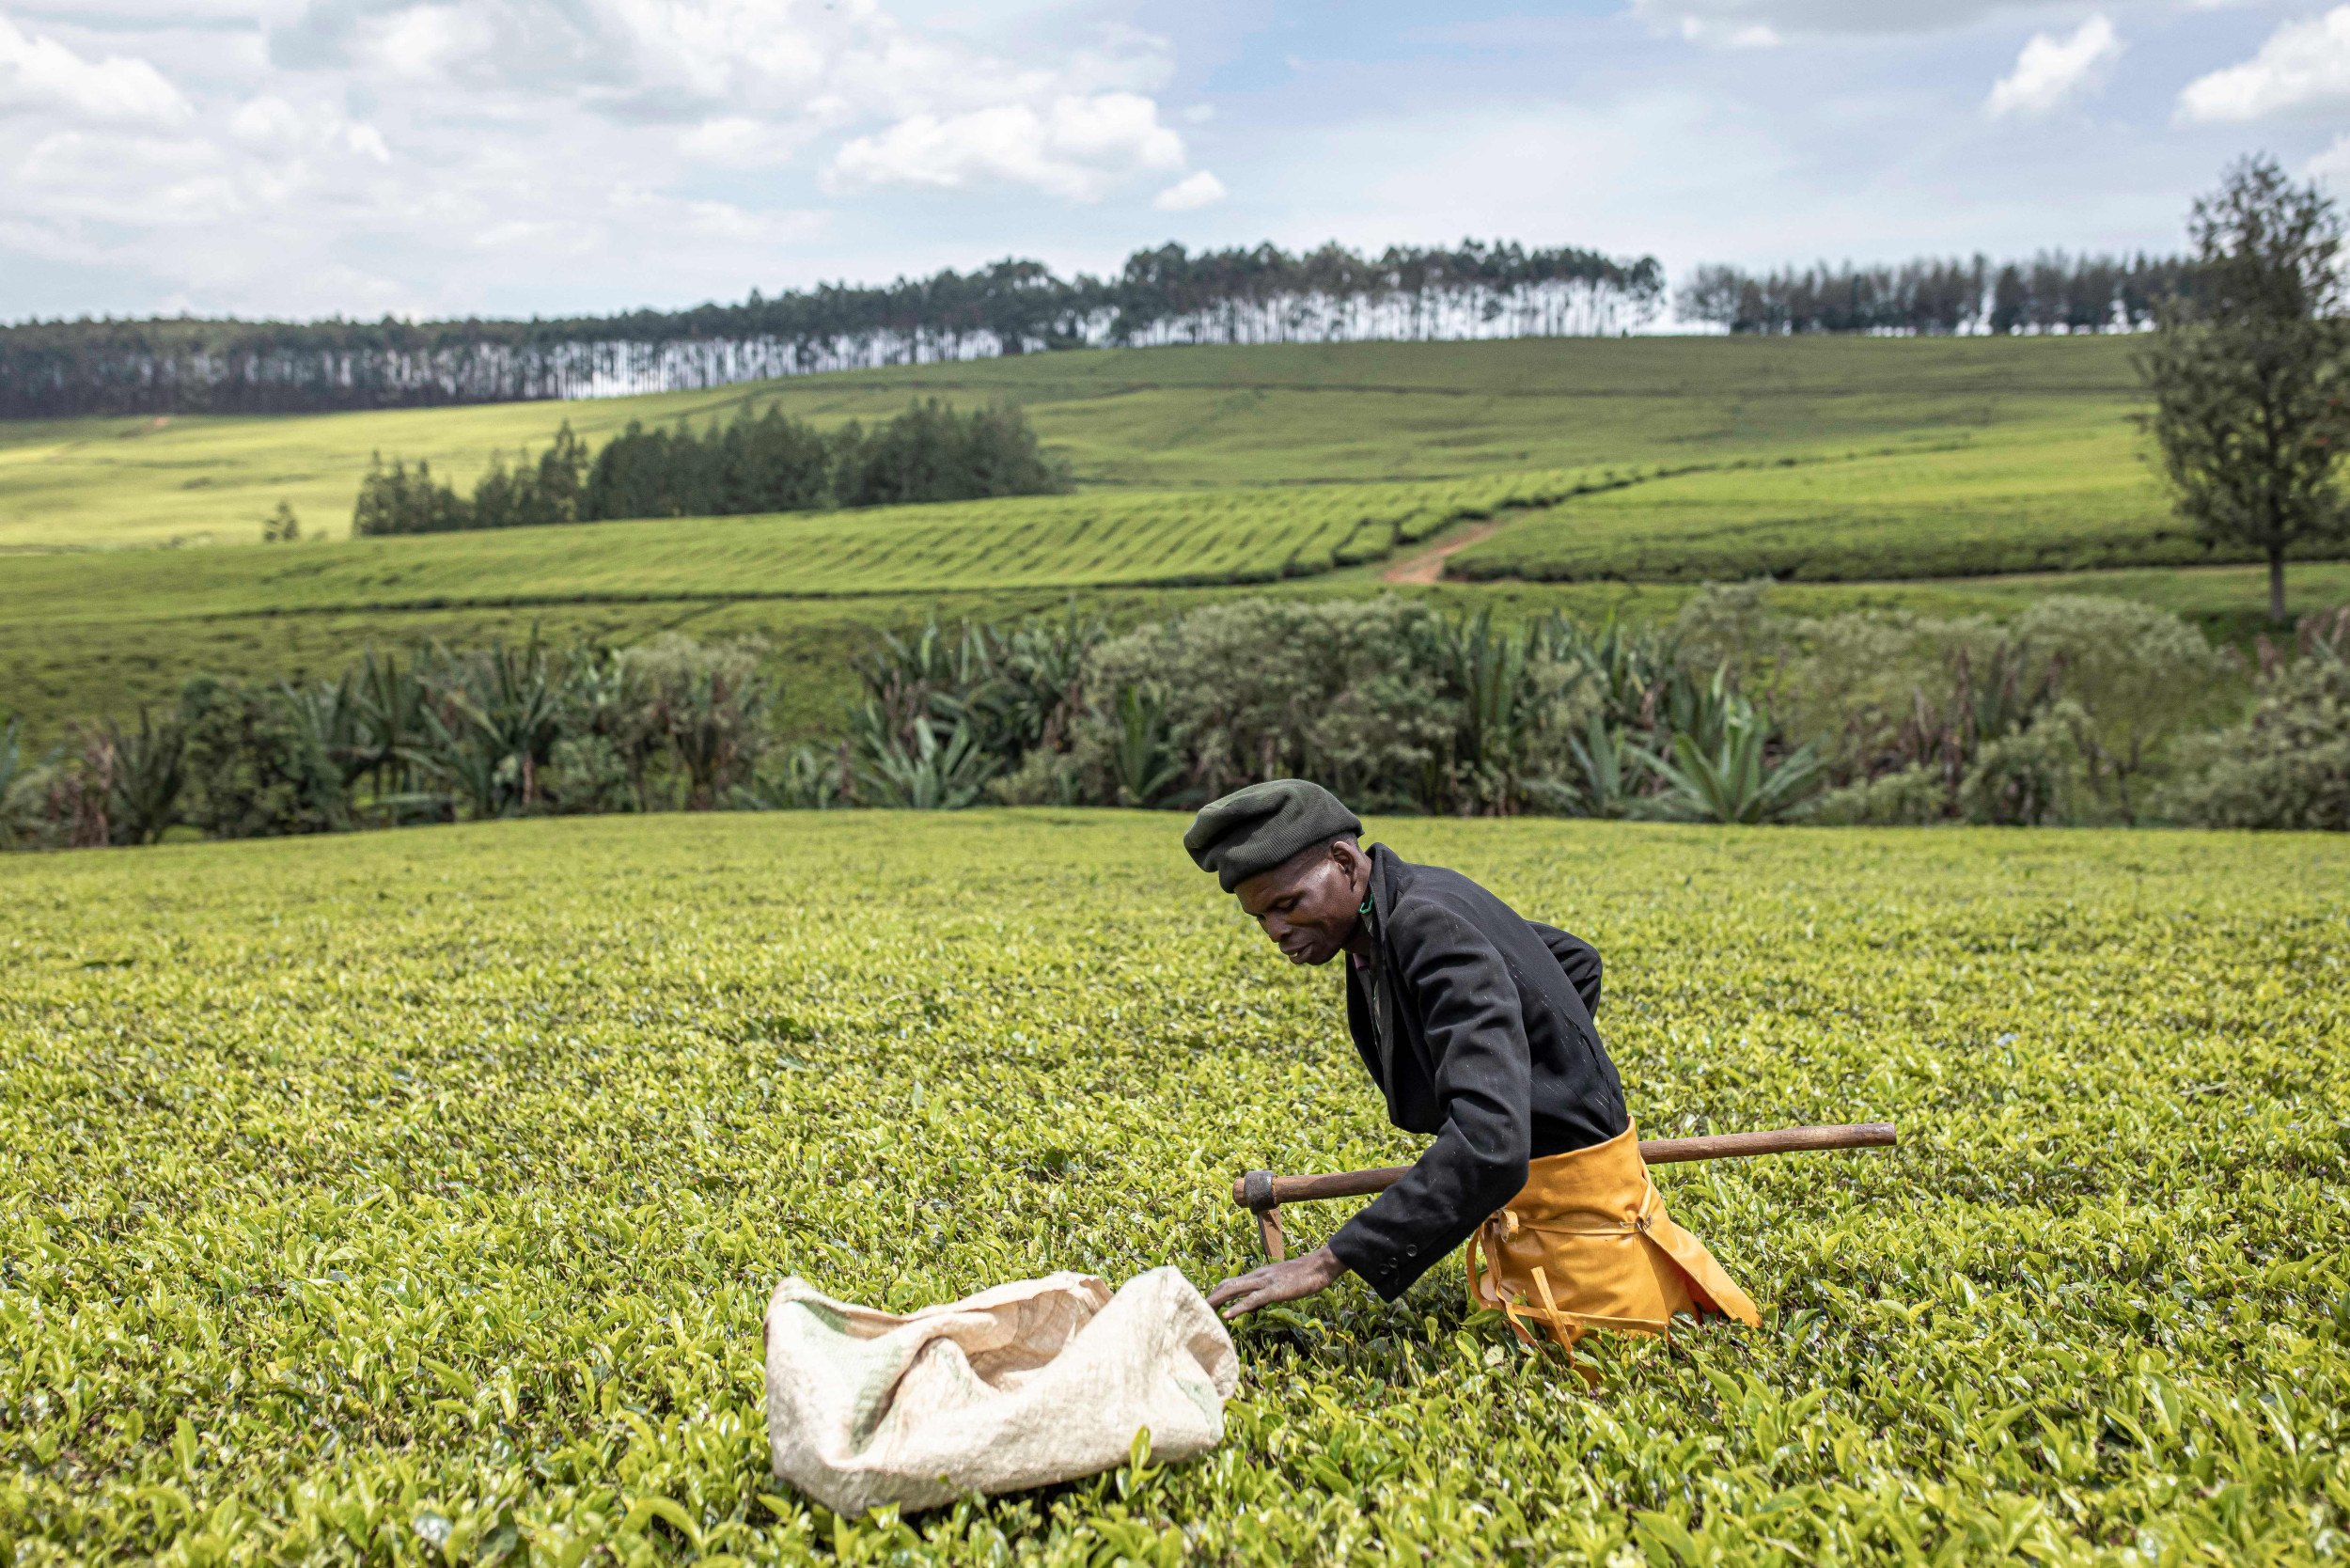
1232 1121 1895 1211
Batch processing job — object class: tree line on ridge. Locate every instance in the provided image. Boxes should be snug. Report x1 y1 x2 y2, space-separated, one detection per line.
0 239 1662 418
1676 252 2198 335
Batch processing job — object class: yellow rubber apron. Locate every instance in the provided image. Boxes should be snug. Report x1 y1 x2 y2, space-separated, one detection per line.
1465 1121 1760 1352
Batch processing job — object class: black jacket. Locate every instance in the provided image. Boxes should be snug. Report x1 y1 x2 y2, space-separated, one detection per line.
1324 844 1629 1300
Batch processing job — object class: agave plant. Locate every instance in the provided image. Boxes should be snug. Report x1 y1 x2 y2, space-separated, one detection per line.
1564 712 1647 820
65 708 186 847
657 667 772 809
418 639 567 819
1107 684 1183 808
277 669 375 791
974 604 1105 756
348 651 441 804
1543 614 1684 735
1635 697 1829 825
850 704 1000 809
737 743 851 811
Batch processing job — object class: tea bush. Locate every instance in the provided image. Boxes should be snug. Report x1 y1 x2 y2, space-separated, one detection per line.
3 813 2345 1565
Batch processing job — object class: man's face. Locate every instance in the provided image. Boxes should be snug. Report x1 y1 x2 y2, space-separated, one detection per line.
1235 839 1367 966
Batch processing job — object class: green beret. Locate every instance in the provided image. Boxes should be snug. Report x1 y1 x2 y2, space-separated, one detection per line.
1184 780 1363 894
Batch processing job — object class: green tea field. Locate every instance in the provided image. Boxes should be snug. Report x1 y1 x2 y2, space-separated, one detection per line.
1446 415 2225 583
3 813 2344 1563
0 468 1624 617
2 336 2143 551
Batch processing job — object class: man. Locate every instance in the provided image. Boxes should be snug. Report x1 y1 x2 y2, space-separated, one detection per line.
1190 778 1757 1349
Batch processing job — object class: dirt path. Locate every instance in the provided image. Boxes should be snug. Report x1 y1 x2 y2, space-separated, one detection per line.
1382 519 1503 585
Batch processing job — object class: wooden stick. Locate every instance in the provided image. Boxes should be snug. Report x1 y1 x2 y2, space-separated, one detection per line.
1231 1122 1895 1212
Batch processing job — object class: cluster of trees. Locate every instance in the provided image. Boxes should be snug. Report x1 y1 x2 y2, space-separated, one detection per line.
8 593 2345 852
1675 251 2196 335
351 399 1068 535
0 239 1663 417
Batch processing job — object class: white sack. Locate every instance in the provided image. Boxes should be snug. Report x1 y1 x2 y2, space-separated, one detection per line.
761 1267 1239 1514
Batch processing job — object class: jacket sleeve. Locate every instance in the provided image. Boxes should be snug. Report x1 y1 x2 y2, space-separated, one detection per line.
1326 905 1531 1301
1526 921 1603 1017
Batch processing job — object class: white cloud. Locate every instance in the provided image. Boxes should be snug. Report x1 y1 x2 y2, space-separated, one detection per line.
361 5 497 83
2177 5 2350 121
829 90 1185 199
678 114 823 166
1677 16 1780 47
1637 0 2022 41
1987 15 2121 118
0 13 191 124
228 93 390 163
1153 169 1225 210
2311 132 2350 183
0 0 1201 319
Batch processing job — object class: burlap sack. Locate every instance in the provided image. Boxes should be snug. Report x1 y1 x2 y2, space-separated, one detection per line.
762 1268 1239 1514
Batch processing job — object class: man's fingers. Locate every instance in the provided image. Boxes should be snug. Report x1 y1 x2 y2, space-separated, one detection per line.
1205 1274 1261 1308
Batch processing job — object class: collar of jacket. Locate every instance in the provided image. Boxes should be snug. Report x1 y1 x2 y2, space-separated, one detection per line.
1357 843 1406 1091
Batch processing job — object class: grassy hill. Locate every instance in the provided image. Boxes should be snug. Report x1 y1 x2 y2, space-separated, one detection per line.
8 333 2348 750
3 335 2144 550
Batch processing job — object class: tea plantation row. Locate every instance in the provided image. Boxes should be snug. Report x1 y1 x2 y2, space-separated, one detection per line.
2 813 2344 1563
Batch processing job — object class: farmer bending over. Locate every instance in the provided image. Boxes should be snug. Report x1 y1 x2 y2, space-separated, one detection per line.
1192 779 1759 1350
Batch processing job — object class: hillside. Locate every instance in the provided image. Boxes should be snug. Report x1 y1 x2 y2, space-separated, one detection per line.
8 333 2346 751
2 335 2143 550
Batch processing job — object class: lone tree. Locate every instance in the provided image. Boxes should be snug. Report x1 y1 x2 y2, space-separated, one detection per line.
2141 156 2350 622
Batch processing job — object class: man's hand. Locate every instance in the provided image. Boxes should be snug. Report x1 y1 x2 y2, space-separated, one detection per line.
1206 1246 1348 1321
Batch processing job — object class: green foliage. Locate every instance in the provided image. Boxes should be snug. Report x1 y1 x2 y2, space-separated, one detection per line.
739 745 852 811
62 707 187 847
830 400 1071 510
178 677 349 839
359 400 1067 537
1956 705 2090 827
0 815 2344 1563
1106 685 1183 808
583 409 831 521
0 236 1663 418
473 422 589 530
848 709 1000 809
349 452 472 537
2170 609 2350 830
1677 586 2255 828
621 635 775 811
1809 763 1952 828
354 425 591 537
0 716 56 848
1634 683 1831 824
1082 599 1462 809
2006 597 2240 824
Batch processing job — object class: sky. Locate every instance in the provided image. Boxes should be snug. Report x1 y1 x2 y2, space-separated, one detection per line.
0 0 2345 326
